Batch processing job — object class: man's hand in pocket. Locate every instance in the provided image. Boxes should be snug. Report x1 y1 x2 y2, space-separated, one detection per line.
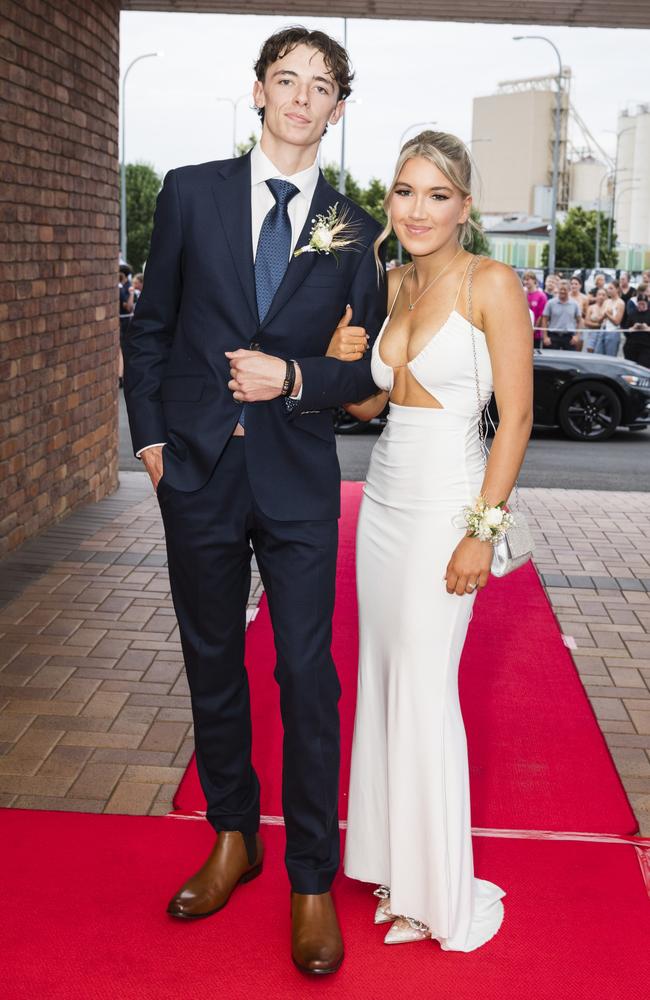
141 445 164 492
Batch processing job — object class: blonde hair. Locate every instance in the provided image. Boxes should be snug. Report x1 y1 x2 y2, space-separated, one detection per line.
374 130 483 271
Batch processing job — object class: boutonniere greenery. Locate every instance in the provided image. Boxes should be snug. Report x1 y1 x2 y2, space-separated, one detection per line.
294 202 361 262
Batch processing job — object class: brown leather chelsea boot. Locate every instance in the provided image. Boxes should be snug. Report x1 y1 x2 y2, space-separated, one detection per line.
167 831 263 920
291 890 344 975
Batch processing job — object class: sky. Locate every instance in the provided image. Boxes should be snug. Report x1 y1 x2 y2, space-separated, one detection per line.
120 11 649 190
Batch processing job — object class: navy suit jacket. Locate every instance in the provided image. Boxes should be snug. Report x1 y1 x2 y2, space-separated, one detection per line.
123 151 386 521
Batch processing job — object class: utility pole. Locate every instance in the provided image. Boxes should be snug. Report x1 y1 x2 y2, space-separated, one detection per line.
513 36 563 274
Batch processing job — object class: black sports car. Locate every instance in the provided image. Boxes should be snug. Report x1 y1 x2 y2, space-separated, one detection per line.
333 350 650 442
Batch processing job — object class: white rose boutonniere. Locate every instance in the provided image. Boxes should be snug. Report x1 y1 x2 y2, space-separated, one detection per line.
294 202 361 262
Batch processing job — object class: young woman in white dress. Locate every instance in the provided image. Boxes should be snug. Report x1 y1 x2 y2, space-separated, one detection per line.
327 131 533 951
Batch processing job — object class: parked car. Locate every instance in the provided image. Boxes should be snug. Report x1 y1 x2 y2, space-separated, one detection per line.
333 350 650 442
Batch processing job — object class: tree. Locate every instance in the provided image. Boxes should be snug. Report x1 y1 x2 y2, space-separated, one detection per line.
542 206 618 269
124 162 162 272
236 132 259 157
321 165 400 260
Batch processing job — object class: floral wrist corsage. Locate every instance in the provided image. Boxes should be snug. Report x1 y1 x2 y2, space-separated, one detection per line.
462 495 514 544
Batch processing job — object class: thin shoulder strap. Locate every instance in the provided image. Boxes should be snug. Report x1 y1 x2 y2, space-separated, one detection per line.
387 265 413 317
467 255 486 462
453 254 475 311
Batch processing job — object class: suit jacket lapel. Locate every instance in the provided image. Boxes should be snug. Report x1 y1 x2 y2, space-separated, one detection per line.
211 152 259 327
260 173 338 329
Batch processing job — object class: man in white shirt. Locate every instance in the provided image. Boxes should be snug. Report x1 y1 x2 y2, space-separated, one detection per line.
123 27 385 975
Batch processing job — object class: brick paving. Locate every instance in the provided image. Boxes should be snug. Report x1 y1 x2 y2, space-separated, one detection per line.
0 475 648 834
0 473 262 817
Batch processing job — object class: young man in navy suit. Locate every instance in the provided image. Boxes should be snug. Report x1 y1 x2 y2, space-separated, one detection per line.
124 26 385 974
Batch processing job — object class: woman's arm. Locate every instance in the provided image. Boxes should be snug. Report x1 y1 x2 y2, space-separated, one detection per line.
609 300 625 325
292 237 386 416
445 260 533 596
325 311 387 420
478 262 534 505
324 266 405 421
326 265 403 362
326 305 368 361
343 390 389 421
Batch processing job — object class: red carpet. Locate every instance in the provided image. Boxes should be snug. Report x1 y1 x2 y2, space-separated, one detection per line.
1 809 648 1000
175 482 637 835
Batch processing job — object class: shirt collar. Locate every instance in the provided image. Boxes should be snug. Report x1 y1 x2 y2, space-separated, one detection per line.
250 141 320 200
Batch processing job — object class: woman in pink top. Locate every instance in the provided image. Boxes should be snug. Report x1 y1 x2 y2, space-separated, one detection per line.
523 271 547 346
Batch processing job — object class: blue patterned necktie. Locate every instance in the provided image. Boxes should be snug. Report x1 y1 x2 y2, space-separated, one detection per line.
255 178 300 322
238 179 299 428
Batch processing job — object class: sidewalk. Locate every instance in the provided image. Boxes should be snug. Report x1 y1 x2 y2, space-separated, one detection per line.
0 474 648 833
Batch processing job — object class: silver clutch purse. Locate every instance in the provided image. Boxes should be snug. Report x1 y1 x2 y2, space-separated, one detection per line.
491 510 534 577
467 257 534 578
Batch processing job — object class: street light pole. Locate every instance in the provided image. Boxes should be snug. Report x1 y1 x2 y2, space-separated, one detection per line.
338 17 348 194
614 181 640 241
216 93 250 157
120 51 161 262
513 35 563 275
615 184 640 208
596 173 639 267
595 171 612 269
608 125 635 252
398 121 437 150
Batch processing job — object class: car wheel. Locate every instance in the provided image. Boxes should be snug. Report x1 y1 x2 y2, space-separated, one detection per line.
333 407 367 434
557 380 622 441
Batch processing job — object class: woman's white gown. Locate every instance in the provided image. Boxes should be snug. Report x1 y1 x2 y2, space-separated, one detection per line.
344 276 506 952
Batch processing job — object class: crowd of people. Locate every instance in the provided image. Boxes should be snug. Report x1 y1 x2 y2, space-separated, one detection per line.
523 268 650 368
121 255 650 378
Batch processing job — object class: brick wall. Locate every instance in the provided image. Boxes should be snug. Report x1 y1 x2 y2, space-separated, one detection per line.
0 0 121 555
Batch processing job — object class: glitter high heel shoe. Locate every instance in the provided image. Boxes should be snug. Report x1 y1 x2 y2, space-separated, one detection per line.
384 915 431 945
373 885 394 925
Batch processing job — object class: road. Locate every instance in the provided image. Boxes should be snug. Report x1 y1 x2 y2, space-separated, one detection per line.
119 392 650 491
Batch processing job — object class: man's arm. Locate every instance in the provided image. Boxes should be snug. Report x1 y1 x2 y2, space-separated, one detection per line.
123 170 182 456
570 305 583 345
576 303 584 329
226 234 386 411
291 238 387 414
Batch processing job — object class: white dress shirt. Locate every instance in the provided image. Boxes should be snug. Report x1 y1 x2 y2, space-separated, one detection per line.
137 145 318 457
250 141 319 260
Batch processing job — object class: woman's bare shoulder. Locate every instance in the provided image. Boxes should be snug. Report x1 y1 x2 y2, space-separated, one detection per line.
470 257 530 335
473 256 520 292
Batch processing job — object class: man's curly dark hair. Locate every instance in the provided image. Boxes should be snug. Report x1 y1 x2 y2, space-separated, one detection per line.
253 26 353 126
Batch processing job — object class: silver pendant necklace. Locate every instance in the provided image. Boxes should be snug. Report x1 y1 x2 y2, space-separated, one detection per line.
408 247 464 311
